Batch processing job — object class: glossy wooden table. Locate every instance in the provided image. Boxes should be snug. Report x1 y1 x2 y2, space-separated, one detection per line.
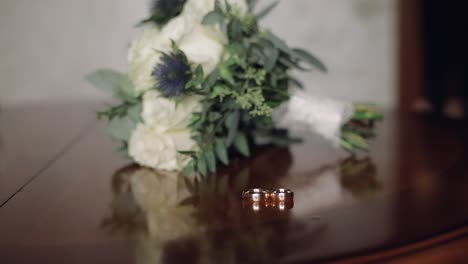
1 104 468 264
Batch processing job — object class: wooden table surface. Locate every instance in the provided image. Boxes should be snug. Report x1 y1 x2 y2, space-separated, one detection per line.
1 104 468 264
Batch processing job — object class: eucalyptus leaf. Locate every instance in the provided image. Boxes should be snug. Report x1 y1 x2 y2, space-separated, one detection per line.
197 154 208 176
256 1 279 20
107 116 136 141
247 0 259 11
86 69 123 93
352 110 384 121
219 64 235 85
278 56 312 71
234 132 250 157
265 31 291 54
118 75 137 101
178 150 196 155
202 10 224 25
263 44 279 71
195 65 204 85
208 112 222 122
203 69 219 90
340 138 355 152
127 102 142 123
228 17 243 40
292 48 327 73
215 139 229 165
205 150 217 173
214 0 223 13
86 69 137 101
184 159 196 177
288 76 304 89
342 132 369 150
225 110 240 146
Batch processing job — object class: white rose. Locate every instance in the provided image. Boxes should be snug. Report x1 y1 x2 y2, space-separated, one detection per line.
128 26 165 94
163 7 227 74
142 90 201 133
128 124 196 171
128 0 249 94
127 17 195 94
179 24 226 74
184 0 248 17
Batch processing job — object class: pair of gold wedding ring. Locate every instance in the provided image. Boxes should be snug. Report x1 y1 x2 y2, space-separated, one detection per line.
242 188 294 202
242 188 294 211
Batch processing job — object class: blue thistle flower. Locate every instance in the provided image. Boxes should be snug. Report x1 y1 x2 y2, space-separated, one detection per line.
141 0 187 26
152 50 191 97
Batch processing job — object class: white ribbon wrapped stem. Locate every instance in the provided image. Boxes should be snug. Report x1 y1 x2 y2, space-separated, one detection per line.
272 90 354 147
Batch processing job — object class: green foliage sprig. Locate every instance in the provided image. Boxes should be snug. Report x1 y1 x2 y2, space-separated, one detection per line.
86 70 142 151
340 104 383 152
177 0 327 176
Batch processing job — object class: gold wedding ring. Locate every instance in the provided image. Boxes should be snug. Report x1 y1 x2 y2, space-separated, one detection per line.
271 188 294 202
242 188 268 202
242 188 294 210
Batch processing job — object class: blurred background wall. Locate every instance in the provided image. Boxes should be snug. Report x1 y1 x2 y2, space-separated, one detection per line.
0 0 397 108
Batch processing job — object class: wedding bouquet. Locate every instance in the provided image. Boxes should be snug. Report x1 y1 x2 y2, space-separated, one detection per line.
87 0 382 176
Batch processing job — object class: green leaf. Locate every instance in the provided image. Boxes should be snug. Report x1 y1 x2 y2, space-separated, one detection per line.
107 116 136 141
278 56 312 71
256 1 279 20
127 102 142 123
215 139 229 165
292 48 327 73
202 10 224 25
352 111 384 120
203 69 220 90
225 110 240 146
86 69 123 93
265 31 291 54
195 65 204 84
118 75 137 101
219 64 235 85
211 85 231 101
340 138 354 152
214 0 223 13
234 132 250 157
342 132 369 150
228 17 243 40
263 45 279 71
178 150 196 155
86 69 137 101
183 159 196 177
197 154 208 176
190 112 203 126
205 149 217 173
208 112 222 122
288 76 304 89
247 0 259 11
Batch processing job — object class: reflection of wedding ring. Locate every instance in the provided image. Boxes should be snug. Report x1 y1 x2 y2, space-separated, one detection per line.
242 200 264 211
267 199 294 210
242 188 267 202
271 189 294 202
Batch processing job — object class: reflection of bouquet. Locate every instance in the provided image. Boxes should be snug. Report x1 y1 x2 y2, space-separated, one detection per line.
104 149 293 264
87 0 382 175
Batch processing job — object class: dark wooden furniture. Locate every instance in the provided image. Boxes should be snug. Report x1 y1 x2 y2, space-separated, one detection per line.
1 104 468 263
